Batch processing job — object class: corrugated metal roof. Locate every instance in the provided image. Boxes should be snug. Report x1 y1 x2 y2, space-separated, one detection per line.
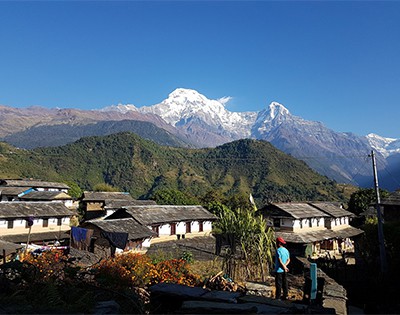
0 179 70 189
85 218 155 240
121 205 218 225
0 202 75 219
309 202 354 218
276 226 364 244
19 191 73 201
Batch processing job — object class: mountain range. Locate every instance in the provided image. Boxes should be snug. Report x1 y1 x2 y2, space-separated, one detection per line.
0 133 348 204
1 88 399 190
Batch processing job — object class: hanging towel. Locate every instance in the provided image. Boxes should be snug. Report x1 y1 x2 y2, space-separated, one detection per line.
101 231 128 250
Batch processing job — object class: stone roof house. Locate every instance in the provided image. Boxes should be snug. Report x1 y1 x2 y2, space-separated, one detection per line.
380 190 400 222
80 191 156 220
0 201 75 245
106 205 218 242
81 218 156 256
258 202 363 257
0 179 70 192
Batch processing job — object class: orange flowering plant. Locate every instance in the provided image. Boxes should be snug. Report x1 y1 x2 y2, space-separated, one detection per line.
22 249 66 283
91 253 202 289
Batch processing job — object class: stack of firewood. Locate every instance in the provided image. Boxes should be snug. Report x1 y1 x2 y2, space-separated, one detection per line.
203 271 246 293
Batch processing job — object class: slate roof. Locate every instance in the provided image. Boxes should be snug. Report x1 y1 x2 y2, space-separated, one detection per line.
276 226 364 244
82 191 134 202
119 205 218 225
309 202 354 218
0 240 23 256
0 187 32 196
0 179 70 190
19 191 73 201
85 218 155 240
259 203 330 219
104 199 157 209
0 202 75 219
0 231 70 243
380 190 400 206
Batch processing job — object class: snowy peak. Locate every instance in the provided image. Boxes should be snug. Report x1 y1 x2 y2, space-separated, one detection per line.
366 133 400 157
268 102 290 120
167 88 210 106
100 103 138 113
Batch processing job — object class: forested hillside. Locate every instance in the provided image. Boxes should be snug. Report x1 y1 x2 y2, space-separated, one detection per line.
0 132 348 204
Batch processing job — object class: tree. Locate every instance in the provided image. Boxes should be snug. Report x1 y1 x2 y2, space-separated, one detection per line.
348 188 389 216
93 183 120 192
213 205 275 281
63 181 83 199
149 189 199 205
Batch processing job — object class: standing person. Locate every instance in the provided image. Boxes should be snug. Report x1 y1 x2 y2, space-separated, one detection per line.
274 236 290 300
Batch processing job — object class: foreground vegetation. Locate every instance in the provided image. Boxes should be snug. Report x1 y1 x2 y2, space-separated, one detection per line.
0 250 203 314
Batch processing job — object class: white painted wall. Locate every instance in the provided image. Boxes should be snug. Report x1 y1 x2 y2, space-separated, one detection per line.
176 222 186 234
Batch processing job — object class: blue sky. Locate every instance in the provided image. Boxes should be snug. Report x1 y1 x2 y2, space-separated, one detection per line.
0 1 399 138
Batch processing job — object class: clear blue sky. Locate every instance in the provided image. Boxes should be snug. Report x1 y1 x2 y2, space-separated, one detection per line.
0 1 399 138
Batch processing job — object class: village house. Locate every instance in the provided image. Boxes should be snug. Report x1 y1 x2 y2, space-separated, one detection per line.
80 191 156 220
105 205 218 242
17 190 75 209
79 218 156 256
0 179 70 192
0 202 75 246
258 202 364 258
380 190 400 222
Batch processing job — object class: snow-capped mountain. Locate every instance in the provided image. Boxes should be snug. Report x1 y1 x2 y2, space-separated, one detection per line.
366 133 400 158
139 88 257 140
2 87 398 189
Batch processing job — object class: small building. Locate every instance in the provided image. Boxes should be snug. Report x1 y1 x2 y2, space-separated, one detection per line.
0 187 33 202
380 190 400 222
0 179 70 192
0 202 75 245
106 205 218 242
80 191 156 220
258 202 363 258
18 191 75 209
81 218 156 256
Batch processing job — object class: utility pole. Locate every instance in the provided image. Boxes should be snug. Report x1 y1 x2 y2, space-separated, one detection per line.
370 150 388 274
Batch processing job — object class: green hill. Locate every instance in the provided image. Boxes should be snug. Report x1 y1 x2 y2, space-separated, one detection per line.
0 132 346 203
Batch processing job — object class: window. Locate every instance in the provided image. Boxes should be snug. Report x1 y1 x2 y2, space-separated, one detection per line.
199 221 204 232
152 226 159 237
57 218 62 226
7 220 13 229
273 218 281 228
309 219 312 228
43 219 49 228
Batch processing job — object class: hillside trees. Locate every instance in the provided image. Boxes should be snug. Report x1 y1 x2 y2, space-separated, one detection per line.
348 188 389 215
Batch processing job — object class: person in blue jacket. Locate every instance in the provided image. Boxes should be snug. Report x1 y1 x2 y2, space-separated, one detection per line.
274 236 290 300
